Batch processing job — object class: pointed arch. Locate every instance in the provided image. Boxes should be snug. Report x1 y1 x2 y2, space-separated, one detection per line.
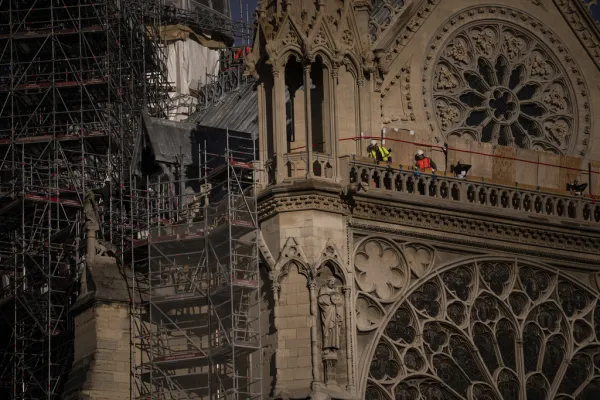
274 237 311 283
358 256 600 399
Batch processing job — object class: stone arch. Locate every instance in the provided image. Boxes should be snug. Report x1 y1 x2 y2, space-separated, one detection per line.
276 48 304 71
310 48 335 68
340 53 361 82
358 256 600 399
274 237 310 284
343 51 362 77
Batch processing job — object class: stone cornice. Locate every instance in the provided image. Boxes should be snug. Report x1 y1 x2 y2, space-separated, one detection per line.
555 0 600 71
258 182 600 265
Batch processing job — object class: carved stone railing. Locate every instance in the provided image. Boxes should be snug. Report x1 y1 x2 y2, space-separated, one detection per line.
342 156 600 225
283 152 335 179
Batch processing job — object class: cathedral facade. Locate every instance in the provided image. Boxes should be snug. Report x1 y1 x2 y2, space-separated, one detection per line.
246 0 600 399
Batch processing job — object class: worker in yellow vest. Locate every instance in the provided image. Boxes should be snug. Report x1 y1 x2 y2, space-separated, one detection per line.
367 139 392 164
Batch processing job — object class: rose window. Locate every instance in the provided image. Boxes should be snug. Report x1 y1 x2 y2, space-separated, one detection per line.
364 259 600 399
431 23 579 154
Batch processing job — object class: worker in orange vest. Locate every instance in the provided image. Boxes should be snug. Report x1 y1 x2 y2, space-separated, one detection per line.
415 149 437 173
234 46 251 60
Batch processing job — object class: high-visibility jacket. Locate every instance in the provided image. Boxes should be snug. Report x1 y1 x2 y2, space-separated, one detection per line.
234 47 251 59
416 157 435 170
369 145 391 162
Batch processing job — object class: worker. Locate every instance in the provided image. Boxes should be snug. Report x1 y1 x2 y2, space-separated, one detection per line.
367 139 392 164
234 46 251 60
415 149 437 173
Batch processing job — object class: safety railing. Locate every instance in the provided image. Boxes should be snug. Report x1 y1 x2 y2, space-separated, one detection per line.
342 156 600 225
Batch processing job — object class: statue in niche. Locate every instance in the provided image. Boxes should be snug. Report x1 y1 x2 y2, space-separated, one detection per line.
318 277 344 386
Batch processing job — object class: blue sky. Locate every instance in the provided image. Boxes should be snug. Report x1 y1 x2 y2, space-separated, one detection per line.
230 0 258 22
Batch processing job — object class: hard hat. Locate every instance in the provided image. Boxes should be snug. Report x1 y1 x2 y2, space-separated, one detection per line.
370 139 377 146
417 150 424 156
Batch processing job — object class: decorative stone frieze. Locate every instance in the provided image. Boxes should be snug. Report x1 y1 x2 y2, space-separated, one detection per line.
258 188 600 265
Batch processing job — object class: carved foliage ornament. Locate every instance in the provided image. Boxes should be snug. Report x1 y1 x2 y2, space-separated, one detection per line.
364 259 600 399
423 8 591 157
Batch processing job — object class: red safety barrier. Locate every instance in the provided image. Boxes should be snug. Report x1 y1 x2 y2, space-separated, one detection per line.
340 135 599 175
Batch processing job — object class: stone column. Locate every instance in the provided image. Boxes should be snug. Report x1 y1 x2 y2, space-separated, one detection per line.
273 67 287 183
342 285 355 393
357 78 365 156
330 66 339 181
308 279 322 389
272 280 286 394
304 63 314 178
86 228 96 263
257 82 268 187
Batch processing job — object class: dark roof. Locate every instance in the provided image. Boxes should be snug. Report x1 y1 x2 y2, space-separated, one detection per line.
188 82 259 136
144 113 195 165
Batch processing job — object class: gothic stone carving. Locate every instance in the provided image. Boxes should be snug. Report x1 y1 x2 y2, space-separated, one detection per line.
368 0 407 44
258 194 600 265
557 0 600 71
318 278 344 385
362 257 600 399
423 6 591 156
354 238 408 302
83 190 100 232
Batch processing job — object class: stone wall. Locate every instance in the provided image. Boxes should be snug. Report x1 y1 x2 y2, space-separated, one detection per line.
65 303 130 400
276 264 313 389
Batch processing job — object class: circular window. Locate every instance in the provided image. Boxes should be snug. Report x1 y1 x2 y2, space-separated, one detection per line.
428 19 587 155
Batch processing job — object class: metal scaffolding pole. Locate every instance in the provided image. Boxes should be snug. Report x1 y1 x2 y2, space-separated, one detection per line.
0 0 165 398
130 128 262 400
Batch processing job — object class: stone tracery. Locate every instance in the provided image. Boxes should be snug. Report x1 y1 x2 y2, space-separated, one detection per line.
360 257 600 399
429 20 585 155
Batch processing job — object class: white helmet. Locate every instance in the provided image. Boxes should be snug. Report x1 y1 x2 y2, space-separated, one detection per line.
370 139 377 146
417 149 424 156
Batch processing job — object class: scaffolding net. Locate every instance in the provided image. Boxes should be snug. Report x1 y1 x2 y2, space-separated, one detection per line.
130 129 262 400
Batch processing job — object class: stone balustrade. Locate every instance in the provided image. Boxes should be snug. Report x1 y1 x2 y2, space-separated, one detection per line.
283 152 335 179
341 156 600 225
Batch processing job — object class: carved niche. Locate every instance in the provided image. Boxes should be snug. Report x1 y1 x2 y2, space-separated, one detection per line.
362 257 600 399
423 6 592 156
318 277 344 385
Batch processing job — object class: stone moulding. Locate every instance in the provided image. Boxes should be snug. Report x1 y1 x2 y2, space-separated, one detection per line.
349 219 599 266
258 189 600 265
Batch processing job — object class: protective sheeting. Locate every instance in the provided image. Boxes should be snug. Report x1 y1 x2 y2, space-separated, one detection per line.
166 37 220 121
166 39 219 95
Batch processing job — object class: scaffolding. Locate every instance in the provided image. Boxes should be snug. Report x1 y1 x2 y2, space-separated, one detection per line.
0 0 166 398
130 129 262 400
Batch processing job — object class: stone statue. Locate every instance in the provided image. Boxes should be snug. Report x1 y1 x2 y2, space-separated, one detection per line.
318 278 343 355
83 190 100 232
